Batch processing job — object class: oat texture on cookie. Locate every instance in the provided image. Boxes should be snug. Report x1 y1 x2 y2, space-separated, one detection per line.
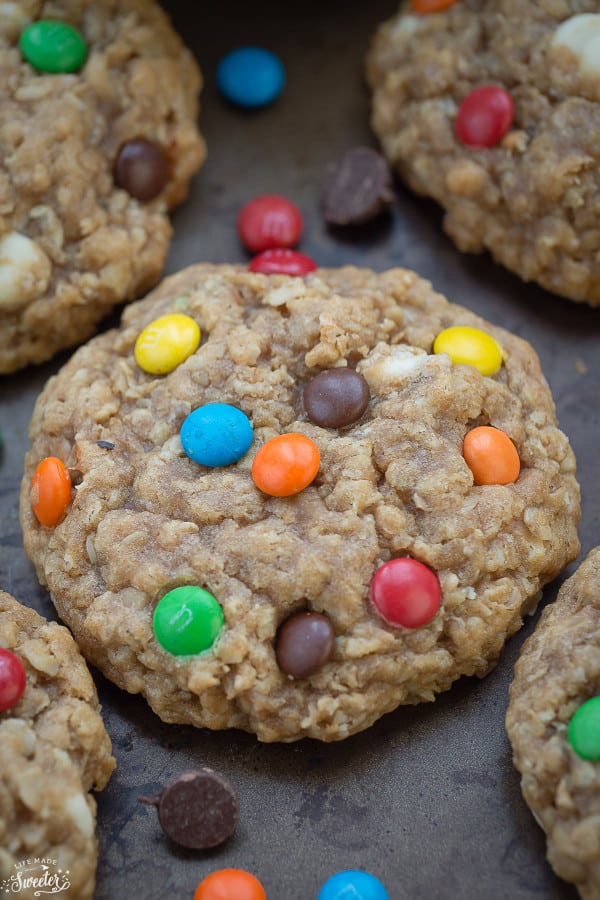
0 592 115 899
506 547 600 900
0 0 206 372
366 0 600 304
20 264 580 742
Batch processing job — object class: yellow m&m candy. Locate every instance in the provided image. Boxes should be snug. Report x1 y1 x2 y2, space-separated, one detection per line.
135 313 200 375
433 326 503 376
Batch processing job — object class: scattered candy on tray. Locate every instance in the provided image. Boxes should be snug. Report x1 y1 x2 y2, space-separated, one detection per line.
370 558 441 629
462 425 520 486
248 248 316 275
19 19 88 73
317 869 389 900
139 769 239 849
217 46 285 109
135 313 200 375
275 611 335 678
237 194 303 253
251 433 320 497
181 403 254 467
153 586 224 656
303 368 370 429
433 325 503 376
322 146 395 226
568 697 600 761
454 85 514 148
194 868 266 900
0 648 27 712
30 457 73 527
114 138 170 202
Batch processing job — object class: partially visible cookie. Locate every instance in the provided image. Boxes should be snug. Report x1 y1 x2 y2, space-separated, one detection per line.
366 0 600 304
0 592 115 900
0 0 206 373
506 548 600 900
19 263 580 742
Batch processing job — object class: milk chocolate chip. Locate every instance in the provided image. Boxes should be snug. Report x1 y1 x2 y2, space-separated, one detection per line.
139 768 239 849
323 146 394 226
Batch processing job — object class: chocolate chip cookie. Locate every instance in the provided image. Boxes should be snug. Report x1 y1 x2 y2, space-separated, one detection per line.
20 263 580 742
0 591 115 899
506 547 600 900
366 0 600 304
0 0 205 373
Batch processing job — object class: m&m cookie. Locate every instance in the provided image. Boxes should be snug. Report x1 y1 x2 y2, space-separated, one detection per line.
20 263 579 741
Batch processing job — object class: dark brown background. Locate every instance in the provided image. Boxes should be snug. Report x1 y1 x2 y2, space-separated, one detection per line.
1 2 597 897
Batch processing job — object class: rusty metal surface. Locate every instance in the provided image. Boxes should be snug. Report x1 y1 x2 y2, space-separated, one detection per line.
1 2 596 897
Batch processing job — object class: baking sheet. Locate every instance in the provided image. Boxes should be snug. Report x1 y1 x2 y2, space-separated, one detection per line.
1 1 596 896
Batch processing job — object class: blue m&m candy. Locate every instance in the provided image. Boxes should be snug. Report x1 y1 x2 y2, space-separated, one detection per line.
318 870 389 900
216 47 285 108
180 403 253 467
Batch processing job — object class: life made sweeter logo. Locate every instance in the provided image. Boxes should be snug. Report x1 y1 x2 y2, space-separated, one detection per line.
1 859 70 895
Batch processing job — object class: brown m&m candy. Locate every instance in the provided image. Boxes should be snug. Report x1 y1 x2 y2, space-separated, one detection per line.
303 368 370 429
276 611 335 678
139 768 239 849
322 146 394 226
114 138 169 202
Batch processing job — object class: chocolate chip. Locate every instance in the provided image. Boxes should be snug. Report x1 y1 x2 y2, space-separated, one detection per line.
303 368 370 428
114 138 169 202
275 611 335 679
96 440 114 450
322 146 395 226
139 768 239 849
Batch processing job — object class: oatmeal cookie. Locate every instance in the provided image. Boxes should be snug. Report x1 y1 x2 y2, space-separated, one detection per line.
506 547 600 900
20 263 580 742
0 0 205 373
366 0 600 304
0 591 115 900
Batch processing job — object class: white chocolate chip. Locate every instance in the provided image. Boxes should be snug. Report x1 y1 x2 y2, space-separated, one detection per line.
0 2 29 41
0 232 52 310
552 14 600 78
357 342 448 393
66 793 94 837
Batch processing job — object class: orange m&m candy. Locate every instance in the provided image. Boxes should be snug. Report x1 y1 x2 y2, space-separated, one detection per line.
194 868 266 900
30 457 73 526
252 433 320 497
463 426 520 485
411 0 458 13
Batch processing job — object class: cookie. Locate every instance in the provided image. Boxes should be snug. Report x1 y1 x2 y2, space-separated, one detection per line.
506 547 600 900
366 1 600 304
19 263 580 742
0 591 115 900
0 1 206 373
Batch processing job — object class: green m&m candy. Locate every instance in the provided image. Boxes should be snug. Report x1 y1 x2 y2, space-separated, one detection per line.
19 20 88 74
153 586 224 656
567 696 600 761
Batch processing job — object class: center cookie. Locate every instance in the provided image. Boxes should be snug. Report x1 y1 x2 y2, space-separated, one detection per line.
20 264 580 742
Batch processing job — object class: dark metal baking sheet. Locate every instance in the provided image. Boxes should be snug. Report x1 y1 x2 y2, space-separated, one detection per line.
1 2 596 897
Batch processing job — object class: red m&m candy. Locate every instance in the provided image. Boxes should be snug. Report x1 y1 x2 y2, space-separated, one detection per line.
0 649 27 712
249 248 316 275
238 194 303 253
370 558 441 628
455 85 514 148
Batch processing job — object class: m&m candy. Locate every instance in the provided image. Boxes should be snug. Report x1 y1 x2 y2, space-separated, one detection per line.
303 368 370 429
135 313 200 375
238 194 303 254
217 46 285 109
194 868 266 900
30 457 72 527
114 138 169 202
0 649 27 712
568 697 600 761
19 19 88 73
275 611 335 678
455 85 514 148
370 558 441 629
249 248 316 276
180 403 253 468
252 433 320 497
463 426 520 485
153 586 224 656
433 325 503 376
318 870 390 900
411 0 458 11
